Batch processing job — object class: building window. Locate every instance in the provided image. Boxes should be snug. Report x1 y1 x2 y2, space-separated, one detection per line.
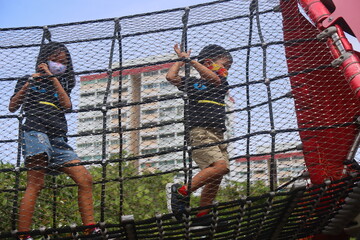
82 80 97 85
79 117 94 122
279 167 291 171
113 100 128 106
278 158 289 162
177 106 184 115
77 143 93 148
142 135 157 141
143 96 158 102
160 82 171 88
110 140 120 145
160 68 169 74
142 121 157 127
143 70 159 77
160 107 175 117
109 113 127 119
142 109 157 115
110 127 120 132
159 133 175 139
158 146 181 152
97 91 106 96
141 148 157 154
161 107 175 112
159 146 173 152
143 83 158 89
112 87 128 94
159 160 175 166
113 75 129 81
293 166 305 171
97 78 108 83
80 105 93 110
80 92 95 97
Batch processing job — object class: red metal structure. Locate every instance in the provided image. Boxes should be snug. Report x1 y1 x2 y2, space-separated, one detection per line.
282 0 360 185
282 0 360 238
299 0 360 98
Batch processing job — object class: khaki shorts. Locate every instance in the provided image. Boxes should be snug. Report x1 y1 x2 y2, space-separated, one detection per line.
190 127 229 170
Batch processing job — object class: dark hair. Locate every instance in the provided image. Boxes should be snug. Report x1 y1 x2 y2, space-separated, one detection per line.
197 44 233 69
36 41 75 92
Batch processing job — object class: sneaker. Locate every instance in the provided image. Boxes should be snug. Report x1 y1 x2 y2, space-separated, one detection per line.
190 215 228 231
166 183 189 220
19 236 33 240
84 227 102 236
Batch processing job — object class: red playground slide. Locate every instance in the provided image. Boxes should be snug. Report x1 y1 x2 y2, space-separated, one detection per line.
281 0 360 185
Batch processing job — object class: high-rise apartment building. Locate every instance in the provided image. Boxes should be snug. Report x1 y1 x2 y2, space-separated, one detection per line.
77 58 235 174
76 59 303 186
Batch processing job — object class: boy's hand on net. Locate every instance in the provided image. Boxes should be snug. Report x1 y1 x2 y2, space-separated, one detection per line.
174 43 191 59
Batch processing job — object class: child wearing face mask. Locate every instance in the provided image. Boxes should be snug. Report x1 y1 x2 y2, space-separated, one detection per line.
166 44 233 227
9 42 99 239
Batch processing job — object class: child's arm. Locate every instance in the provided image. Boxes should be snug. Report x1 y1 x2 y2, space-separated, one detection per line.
166 44 189 87
166 44 222 86
188 60 222 86
51 77 72 110
166 61 184 87
38 63 72 110
9 79 31 113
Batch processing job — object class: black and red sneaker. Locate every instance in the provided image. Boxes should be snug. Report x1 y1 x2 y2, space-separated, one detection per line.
166 183 190 220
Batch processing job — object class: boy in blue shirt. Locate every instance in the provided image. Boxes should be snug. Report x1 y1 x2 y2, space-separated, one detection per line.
166 43 232 226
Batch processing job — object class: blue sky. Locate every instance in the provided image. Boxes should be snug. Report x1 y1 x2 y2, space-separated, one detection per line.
0 0 213 28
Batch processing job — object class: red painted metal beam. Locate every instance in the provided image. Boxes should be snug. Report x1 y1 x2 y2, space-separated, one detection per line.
322 0 360 41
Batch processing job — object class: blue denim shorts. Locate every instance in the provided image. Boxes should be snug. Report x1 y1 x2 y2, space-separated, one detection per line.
22 130 79 169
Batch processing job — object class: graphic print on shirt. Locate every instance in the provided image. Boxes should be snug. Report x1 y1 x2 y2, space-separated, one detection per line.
194 83 207 90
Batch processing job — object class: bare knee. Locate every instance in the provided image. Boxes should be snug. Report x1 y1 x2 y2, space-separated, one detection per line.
63 161 93 188
75 170 93 188
82 172 93 186
25 155 47 192
212 161 229 176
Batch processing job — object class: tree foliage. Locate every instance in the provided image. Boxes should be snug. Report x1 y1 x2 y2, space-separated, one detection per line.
0 160 268 233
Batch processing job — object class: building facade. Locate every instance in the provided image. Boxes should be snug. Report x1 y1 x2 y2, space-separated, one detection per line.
77 60 235 174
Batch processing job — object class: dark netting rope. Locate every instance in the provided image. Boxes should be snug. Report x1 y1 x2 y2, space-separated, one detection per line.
1 0 360 239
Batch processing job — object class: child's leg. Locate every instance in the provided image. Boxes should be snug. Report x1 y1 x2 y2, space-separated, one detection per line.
190 160 228 216
18 154 47 232
61 160 95 225
189 127 229 193
197 176 223 216
190 160 229 193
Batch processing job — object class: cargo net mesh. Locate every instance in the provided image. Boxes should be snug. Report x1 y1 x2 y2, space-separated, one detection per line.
1 0 360 239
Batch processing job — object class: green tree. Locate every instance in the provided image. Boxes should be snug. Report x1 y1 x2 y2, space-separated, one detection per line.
0 158 271 234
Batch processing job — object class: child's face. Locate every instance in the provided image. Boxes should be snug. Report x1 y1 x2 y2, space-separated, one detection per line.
204 58 229 78
204 57 231 70
214 57 231 70
48 50 68 66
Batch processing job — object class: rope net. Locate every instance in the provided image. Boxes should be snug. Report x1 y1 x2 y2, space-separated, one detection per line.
1 0 360 239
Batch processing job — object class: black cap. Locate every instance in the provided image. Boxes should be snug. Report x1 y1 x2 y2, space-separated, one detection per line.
197 44 233 64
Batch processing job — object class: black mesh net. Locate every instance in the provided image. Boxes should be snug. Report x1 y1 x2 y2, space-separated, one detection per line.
1 0 360 239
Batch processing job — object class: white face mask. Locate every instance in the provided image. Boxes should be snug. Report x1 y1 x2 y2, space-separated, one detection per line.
48 60 67 75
